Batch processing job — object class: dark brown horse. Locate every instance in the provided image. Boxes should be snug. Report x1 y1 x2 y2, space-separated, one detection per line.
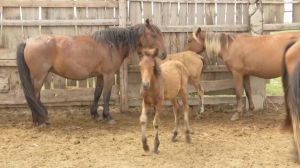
16 19 167 126
282 39 300 163
184 27 300 121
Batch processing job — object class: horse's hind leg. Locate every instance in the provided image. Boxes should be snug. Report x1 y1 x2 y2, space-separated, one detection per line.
171 98 180 142
140 100 150 152
243 75 255 117
191 78 204 119
102 73 115 124
90 76 104 120
178 89 191 143
231 72 244 121
153 102 162 154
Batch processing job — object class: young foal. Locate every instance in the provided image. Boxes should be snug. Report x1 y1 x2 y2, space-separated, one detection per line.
139 48 191 154
282 39 300 163
137 50 205 119
184 27 300 121
16 19 167 126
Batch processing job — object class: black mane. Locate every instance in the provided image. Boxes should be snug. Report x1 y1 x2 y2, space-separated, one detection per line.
91 23 162 51
153 58 161 77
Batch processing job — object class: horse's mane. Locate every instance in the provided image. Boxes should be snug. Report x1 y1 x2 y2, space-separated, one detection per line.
91 23 162 52
153 58 161 77
204 32 235 60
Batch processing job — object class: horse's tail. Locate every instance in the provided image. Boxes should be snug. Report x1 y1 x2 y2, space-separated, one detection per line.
282 40 296 132
16 42 48 125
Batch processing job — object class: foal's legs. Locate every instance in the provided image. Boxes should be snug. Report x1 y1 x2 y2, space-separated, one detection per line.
140 100 150 151
191 78 204 119
90 76 104 120
231 72 244 121
102 73 115 124
179 89 191 143
171 98 180 142
243 75 255 117
153 102 162 154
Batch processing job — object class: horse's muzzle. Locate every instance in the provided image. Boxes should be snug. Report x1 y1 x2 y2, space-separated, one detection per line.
158 52 166 60
141 82 150 90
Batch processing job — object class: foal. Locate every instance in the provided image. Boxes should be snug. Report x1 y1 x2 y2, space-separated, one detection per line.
139 48 191 154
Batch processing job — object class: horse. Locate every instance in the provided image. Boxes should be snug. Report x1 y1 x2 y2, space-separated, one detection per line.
183 27 300 121
16 19 167 126
138 48 191 154
282 39 300 163
137 50 205 119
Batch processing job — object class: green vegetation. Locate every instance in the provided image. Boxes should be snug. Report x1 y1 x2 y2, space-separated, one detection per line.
266 77 283 96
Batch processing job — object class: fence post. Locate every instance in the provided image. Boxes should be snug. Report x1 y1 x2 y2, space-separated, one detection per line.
247 0 266 111
119 0 129 112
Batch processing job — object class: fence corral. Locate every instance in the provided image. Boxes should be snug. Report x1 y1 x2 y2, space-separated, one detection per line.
0 0 299 110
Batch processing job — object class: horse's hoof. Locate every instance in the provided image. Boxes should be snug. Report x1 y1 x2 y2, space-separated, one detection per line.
195 115 202 120
107 119 115 125
143 144 150 152
171 136 177 142
244 111 254 117
152 150 158 154
230 112 240 121
186 135 191 144
38 123 49 128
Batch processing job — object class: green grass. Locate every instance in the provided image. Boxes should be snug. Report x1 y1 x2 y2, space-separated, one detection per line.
266 77 283 96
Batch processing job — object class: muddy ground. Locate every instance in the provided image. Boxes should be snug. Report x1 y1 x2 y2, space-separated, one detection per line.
0 104 298 168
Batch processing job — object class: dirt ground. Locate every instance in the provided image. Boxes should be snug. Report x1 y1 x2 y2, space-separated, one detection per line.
0 104 299 168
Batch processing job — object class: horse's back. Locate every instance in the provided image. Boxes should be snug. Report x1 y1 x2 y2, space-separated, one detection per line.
161 61 188 99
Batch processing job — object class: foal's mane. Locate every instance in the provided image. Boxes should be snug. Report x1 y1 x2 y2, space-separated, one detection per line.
153 58 161 77
91 23 162 52
204 32 235 59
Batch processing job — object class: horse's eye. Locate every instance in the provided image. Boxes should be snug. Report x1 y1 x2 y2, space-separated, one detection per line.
152 34 156 38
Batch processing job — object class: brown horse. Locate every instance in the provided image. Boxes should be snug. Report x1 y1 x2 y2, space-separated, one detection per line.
16 19 167 126
137 50 205 119
183 27 300 121
138 48 191 154
282 39 300 163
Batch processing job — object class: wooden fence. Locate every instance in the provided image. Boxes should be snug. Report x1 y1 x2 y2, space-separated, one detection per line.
0 0 299 110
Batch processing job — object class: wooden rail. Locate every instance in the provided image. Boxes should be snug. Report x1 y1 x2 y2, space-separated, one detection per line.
0 1 118 8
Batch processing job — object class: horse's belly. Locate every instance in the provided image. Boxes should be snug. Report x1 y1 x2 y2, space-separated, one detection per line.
162 72 181 100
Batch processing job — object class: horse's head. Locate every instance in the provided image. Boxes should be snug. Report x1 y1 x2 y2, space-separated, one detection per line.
139 19 167 60
183 27 206 54
138 48 160 90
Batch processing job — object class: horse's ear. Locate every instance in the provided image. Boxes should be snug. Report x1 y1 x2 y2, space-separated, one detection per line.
145 19 151 28
196 27 201 36
153 48 159 56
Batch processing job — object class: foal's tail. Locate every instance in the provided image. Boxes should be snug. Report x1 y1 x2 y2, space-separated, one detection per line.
16 42 49 125
282 40 296 132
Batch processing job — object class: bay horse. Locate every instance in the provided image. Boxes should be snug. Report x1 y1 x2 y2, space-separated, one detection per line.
137 50 205 119
138 48 191 154
16 19 167 126
183 27 300 121
282 39 300 163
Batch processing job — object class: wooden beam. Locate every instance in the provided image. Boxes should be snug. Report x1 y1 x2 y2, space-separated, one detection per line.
158 25 249 32
129 96 246 107
0 87 119 105
263 23 300 31
119 0 129 112
0 60 16 66
0 1 118 8
128 0 249 3
0 19 124 26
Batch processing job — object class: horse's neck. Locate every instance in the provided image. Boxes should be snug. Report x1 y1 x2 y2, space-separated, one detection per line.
150 75 163 92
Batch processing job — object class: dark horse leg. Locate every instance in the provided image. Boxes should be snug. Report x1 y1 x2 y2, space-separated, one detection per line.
243 75 255 117
90 76 104 120
102 73 115 124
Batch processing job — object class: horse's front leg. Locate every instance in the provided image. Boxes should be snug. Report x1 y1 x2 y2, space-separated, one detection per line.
243 75 255 117
153 102 162 154
231 72 244 121
140 100 150 152
170 98 180 142
90 76 104 120
102 73 115 124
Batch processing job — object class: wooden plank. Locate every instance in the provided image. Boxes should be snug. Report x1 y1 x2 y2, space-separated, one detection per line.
162 2 171 54
205 0 215 25
217 1 226 25
0 19 121 26
263 23 300 31
293 3 300 23
0 86 119 105
129 0 295 3
236 0 243 25
196 2 204 25
179 3 187 52
274 0 284 23
129 96 246 107
143 1 152 21
0 68 10 93
170 2 178 53
226 0 235 25
119 0 128 112
0 49 15 60
153 2 162 25
0 1 118 8
242 1 249 25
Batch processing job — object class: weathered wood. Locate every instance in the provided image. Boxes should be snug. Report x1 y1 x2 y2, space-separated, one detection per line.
179 2 187 52
0 74 9 93
0 87 119 105
153 2 162 25
129 0 298 3
196 2 204 25
0 49 15 60
129 96 246 107
217 2 226 25
293 3 300 23
0 1 118 7
205 0 215 25
263 23 300 31
0 19 123 26
236 0 243 25
119 0 128 112
226 0 235 25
